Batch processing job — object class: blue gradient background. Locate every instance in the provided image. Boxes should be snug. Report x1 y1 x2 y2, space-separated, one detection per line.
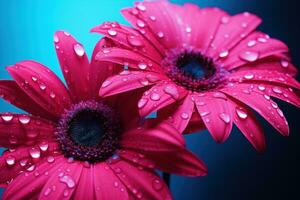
0 0 299 199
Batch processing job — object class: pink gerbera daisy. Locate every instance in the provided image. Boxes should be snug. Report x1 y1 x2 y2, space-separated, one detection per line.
92 0 300 152
0 31 207 200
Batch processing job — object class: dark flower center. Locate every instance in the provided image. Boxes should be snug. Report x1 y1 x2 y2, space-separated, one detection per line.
162 47 228 92
56 101 121 163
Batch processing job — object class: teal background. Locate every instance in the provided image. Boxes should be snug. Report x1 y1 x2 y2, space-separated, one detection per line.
0 0 299 199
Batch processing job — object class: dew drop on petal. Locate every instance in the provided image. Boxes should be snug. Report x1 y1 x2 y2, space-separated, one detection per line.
150 93 160 101
152 179 163 191
50 92 56 99
138 63 147 70
6 156 16 166
264 94 271 100
29 148 41 159
157 32 164 38
59 175 75 188
39 83 47 90
247 40 256 47
54 34 59 43
18 115 31 124
136 19 146 28
1 114 13 122
136 3 146 11
280 59 289 68
244 74 254 80
138 98 148 108
236 107 248 119
180 112 189 120
127 35 144 47
271 102 278 109
73 44 85 57
47 156 55 163
63 190 69 197
200 111 211 117
102 80 112 88
44 187 52 197
257 37 267 43
272 87 282 94
219 50 229 58
277 108 284 117
258 85 266 91
164 85 179 99
239 51 259 62
39 142 49 151
221 16 230 24
185 26 192 33
150 16 156 21
219 113 231 123
107 29 117 36
31 76 38 82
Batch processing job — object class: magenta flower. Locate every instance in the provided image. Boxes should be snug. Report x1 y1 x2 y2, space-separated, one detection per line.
92 1 300 152
0 31 207 199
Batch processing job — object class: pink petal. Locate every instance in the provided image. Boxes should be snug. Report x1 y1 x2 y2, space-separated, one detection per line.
72 166 95 200
0 142 59 186
99 70 162 97
95 47 161 72
0 80 57 120
220 32 289 69
108 159 172 200
230 54 298 76
222 83 289 136
120 120 207 176
138 82 188 117
194 92 233 143
39 159 83 200
157 94 195 134
91 23 163 63
228 69 300 90
3 155 65 200
89 38 123 99
184 111 206 134
206 12 262 58
7 61 71 118
0 113 55 148
54 31 90 102
227 98 266 152
93 163 130 199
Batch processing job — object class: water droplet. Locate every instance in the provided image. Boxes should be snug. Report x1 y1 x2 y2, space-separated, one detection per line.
219 113 231 123
39 142 49 151
127 35 144 47
280 59 289 68
180 112 189 119
221 16 230 24
272 87 282 94
6 156 16 166
102 80 112 88
136 19 146 28
31 76 38 82
107 29 117 36
241 22 248 28
247 40 256 47
257 37 267 43
50 92 56 99
114 181 119 188
277 108 284 117
150 93 160 101
136 3 146 11
219 50 229 58
63 31 70 36
146 74 159 82
271 102 278 109
1 114 13 122
150 16 156 21
200 111 211 117
236 107 248 119
264 94 271 100
164 85 179 99
239 51 259 62
185 26 192 33
73 44 85 57
54 34 59 43
244 74 254 80
19 159 28 167
18 115 31 124
39 83 46 90
47 156 55 163
29 147 41 159
63 189 69 197
59 175 75 188
138 63 147 70
213 92 227 99
138 98 148 108
152 179 163 191
44 187 52 196
258 85 266 91
27 164 36 172
157 32 164 38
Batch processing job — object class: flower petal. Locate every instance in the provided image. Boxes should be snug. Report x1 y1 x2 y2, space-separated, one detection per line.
157 94 195 134
222 83 289 136
89 38 122 99
194 92 233 143
72 166 95 200
99 70 161 97
93 162 130 199
0 80 56 120
120 120 207 176
109 159 172 200
54 31 90 102
6 61 71 117
91 22 163 62
227 98 266 152
206 12 262 58
138 82 187 117
39 159 83 200
220 32 289 69
0 113 55 148
2 155 65 200
95 47 161 72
